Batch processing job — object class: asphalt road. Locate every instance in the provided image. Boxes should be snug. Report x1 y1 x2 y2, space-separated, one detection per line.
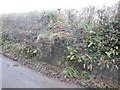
1 55 78 88
0 54 2 89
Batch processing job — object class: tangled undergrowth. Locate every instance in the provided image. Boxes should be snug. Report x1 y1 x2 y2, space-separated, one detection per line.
1 1 120 89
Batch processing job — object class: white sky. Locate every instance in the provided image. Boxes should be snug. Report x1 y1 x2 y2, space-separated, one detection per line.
0 0 119 14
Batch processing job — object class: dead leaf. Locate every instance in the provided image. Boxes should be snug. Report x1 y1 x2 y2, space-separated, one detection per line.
13 64 20 67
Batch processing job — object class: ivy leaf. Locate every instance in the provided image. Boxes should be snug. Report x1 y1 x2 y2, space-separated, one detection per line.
70 55 75 60
115 51 119 55
83 64 86 69
105 51 111 58
88 42 94 47
73 49 77 53
115 46 118 50
70 52 74 55
67 55 71 59
81 55 84 59
78 59 82 63
33 50 37 53
98 62 101 66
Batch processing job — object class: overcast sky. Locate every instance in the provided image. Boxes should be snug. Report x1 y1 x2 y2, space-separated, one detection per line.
0 0 119 14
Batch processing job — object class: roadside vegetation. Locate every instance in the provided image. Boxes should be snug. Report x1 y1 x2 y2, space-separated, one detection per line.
1 2 120 88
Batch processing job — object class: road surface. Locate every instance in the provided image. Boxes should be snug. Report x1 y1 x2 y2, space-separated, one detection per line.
1 55 78 88
0 54 2 89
